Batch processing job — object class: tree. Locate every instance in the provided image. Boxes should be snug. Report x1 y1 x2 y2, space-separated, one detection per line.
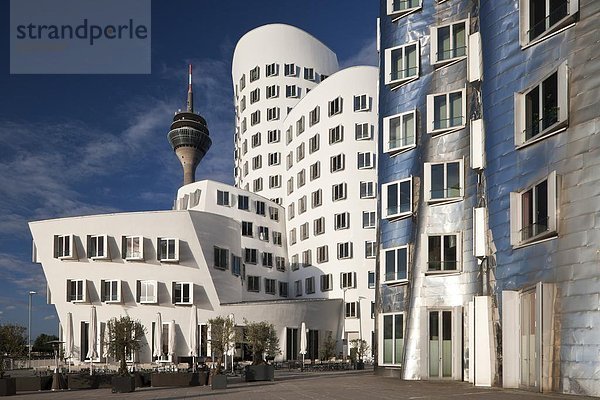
207 316 235 374
105 316 146 376
32 334 59 355
350 339 370 362
320 332 337 361
0 324 27 377
243 320 279 365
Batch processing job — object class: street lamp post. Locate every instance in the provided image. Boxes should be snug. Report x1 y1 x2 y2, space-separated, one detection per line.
341 288 348 361
28 291 37 369
357 296 366 344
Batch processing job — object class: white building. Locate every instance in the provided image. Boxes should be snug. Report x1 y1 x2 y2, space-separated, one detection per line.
29 24 379 366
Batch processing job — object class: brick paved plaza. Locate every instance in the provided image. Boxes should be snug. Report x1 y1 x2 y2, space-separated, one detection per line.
6 370 597 400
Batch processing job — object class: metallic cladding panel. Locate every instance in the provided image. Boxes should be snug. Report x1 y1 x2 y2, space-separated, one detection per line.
480 0 600 395
378 0 481 380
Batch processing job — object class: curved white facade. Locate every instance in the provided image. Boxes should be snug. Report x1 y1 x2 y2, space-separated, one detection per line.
232 24 340 203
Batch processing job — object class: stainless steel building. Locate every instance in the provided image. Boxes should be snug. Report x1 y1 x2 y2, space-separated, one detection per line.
376 0 600 396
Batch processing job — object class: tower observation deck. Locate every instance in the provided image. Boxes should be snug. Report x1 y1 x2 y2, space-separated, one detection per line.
167 65 212 186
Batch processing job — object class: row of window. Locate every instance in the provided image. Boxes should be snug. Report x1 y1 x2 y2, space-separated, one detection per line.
215 190 280 220
236 62 328 96
246 151 376 176
54 235 180 262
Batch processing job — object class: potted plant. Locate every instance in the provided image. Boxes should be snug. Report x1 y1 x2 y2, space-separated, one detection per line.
243 320 279 382
0 324 26 396
206 316 235 390
349 339 370 370
320 332 337 361
105 316 146 393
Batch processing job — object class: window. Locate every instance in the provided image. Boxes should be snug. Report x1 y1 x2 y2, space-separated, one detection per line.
320 274 333 292
262 252 273 267
309 133 320 153
240 96 246 112
341 272 356 289
519 0 577 46
266 62 278 77
217 190 230 206
427 234 460 272
269 175 281 188
243 162 248 177
310 162 320 181
385 42 419 86
238 195 249 210
296 143 305 162
287 177 294 195
123 236 143 260
424 160 464 202
354 94 369 111
360 181 376 199
272 231 282 246
295 280 303 297
334 212 350 230
302 249 312 266
384 110 416 153
430 20 468 65
250 66 260 82
510 171 559 246
316 245 328 263
284 63 296 76
381 313 404 365
276 256 286 272
232 255 241 276
298 195 307 213
309 106 320 126
286 85 299 98
267 107 280 121
250 110 260 126
137 280 157 304
337 242 353 259
296 116 305 135
87 235 108 259
252 155 262 170
258 226 269 241
329 125 343 144
265 278 276 295
387 0 421 18
368 271 376 289
291 254 299 270
241 118 247 133
250 88 260 104
172 282 193 305
54 234 75 259
304 67 315 81
330 154 345 173
300 222 309 240
101 280 121 303
427 89 466 133
358 152 376 169
244 248 258 264
247 276 260 292
288 203 295 220
268 129 281 143
268 152 281 166
286 127 293 144
253 178 263 192
382 178 413 219
266 85 279 99
67 279 86 302
214 246 229 270
242 139 248 154
158 238 179 262
279 281 288 297
242 221 253 237
239 74 246 90
305 277 315 294
255 201 266 216
289 228 297 245
328 97 343 116
355 123 371 140
269 206 279 221
332 183 347 202
365 241 377 258
311 189 322 208
382 246 408 284
515 62 568 146
363 211 376 228
286 152 294 170
345 302 359 318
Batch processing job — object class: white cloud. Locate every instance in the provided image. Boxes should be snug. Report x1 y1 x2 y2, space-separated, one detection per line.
44 315 55 320
340 37 378 68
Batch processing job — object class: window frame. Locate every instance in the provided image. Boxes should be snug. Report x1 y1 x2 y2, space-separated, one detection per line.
247 276 260 292
328 96 343 116
138 279 157 304
386 0 422 20
320 274 333 292
423 159 465 203
67 279 87 302
123 235 144 261
519 0 579 47
353 94 369 112
383 110 417 153
158 238 179 262
172 281 193 305
214 246 229 270
54 234 76 260
382 177 413 220
385 41 420 87
379 312 405 366
337 242 353 260
381 245 409 285
101 279 121 303
426 88 467 135
430 19 469 66
425 233 462 274
87 234 109 260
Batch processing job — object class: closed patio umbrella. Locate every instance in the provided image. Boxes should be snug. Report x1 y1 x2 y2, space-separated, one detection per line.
86 306 98 375
189 306 198 371
227 314 236 373
168 320 176 365
153 313 163 361
299 322 307 368
64 313 74 372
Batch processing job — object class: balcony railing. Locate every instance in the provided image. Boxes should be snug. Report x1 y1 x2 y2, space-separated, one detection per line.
390 66 418 81
392 0 420 11
433 115 464 130
430 186 462 200
437 45 467 61
520 217 549 241
427 260 458 271
523 107 559 141
388 135 415 149
528 5 569 40
387 203 411 216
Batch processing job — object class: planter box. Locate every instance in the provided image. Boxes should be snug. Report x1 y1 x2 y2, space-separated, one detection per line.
356 361 365 370
0 378 16 397
66 374 100 390
244 365 274 382
151 372 201 387
111 376 135 393
210 374 227 390
133 372 151 388
15 376 52 391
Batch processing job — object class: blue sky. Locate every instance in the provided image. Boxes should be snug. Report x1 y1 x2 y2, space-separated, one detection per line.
0 0 378 337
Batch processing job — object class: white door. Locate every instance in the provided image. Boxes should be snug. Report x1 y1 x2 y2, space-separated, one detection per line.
520 290 538 389
428 310 453 378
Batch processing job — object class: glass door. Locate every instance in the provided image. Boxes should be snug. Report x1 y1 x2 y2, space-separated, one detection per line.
429 310 453 378
520 291 538 388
